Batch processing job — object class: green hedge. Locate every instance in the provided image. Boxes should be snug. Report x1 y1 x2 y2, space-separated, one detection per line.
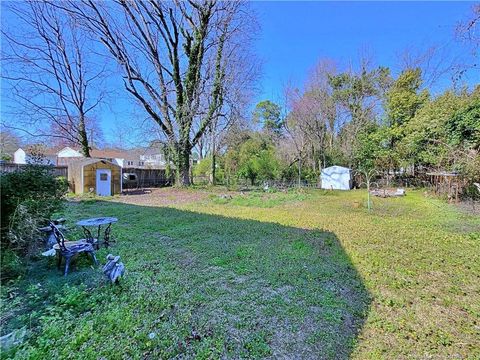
1 165 67 279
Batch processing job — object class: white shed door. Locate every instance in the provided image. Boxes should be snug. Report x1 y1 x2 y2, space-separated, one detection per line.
96 169 111 196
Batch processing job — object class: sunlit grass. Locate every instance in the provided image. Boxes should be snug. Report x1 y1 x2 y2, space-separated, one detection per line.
1 189 479 359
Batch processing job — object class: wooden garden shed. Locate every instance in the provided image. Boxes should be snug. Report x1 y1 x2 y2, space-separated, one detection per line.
68 158 122 196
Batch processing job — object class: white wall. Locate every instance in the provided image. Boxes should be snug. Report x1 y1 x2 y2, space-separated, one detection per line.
57 147 83 158
113 158 125 167
13 148 56 165
13 148 26 164
321 166 351 190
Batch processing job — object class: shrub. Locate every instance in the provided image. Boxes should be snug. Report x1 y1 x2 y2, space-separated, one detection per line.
1 165 68 257
0 249 25 281
193 156 225 185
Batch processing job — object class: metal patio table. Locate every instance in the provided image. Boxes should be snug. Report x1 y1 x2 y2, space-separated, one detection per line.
76 217 118 248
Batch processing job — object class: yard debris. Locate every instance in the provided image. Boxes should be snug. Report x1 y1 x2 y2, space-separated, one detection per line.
102 254 125 284
370 188 406 198
41 248 56 257
474 183 480 193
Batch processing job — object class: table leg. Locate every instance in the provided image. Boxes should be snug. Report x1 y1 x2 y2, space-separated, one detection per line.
56 251 62 269
64 255 72 276
104 223 112 247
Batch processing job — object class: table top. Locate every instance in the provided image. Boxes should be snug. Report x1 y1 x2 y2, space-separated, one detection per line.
76 217 118 227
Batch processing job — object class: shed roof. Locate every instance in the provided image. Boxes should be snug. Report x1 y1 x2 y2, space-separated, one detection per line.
90 149 127 159
68 158 120 169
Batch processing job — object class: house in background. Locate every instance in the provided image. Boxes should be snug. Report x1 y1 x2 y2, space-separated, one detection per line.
14 147 58 165
12 145 168 169
14 146 83 166
139 147 167 169
56 147 84 165
90 148 144 168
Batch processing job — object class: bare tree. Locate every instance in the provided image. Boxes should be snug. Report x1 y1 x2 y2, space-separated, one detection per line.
48 116 105 149
397 44 466 91
0 129 22 161
281 60 338 184
283 86 310 185
456 3 480 50
63 0 256 186
453 3 480 84
357 167 377 211
204 46 259 185
1 1 107 156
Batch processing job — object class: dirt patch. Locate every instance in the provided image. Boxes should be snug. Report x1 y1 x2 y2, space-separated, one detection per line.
115 187 209 207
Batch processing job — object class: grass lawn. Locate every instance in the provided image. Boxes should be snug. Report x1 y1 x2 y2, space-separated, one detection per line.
1 188 479 359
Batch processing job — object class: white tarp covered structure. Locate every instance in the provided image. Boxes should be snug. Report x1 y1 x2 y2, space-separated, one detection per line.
321 165 352 190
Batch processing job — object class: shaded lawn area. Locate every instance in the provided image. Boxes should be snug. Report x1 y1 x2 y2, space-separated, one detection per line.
1 189 479 359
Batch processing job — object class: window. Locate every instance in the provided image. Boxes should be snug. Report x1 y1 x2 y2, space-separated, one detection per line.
100 173 108 181
127 161 134 166
139 161 144 166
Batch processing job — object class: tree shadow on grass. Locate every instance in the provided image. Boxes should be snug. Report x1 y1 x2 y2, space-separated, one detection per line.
3 200 371 359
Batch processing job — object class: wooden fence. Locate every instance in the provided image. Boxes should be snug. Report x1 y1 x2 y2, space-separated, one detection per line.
0 162 68 177
122 167 173 188
0 163 173 188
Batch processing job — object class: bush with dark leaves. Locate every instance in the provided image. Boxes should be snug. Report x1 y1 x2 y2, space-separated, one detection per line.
1 165 67 279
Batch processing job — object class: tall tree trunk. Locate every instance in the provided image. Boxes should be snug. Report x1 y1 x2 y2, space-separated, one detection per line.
318 159 322 186
366 177 371 211
190 162 194 186
176 141 191 186
210 153 216 185
298 157 302 187
79 115 90 157
209 127 216 185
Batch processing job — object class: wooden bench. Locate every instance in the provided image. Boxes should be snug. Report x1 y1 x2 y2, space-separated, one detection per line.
49 221 98 276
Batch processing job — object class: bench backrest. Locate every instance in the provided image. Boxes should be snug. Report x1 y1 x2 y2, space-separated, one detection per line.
49 221 67 252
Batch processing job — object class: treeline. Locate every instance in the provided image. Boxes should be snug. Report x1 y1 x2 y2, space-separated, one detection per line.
2 2 478 190
194 62 480 191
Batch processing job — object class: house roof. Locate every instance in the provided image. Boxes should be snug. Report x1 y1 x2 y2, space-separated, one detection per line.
141 146 163 156
57 146 83 156
90 148 138 159
23 145 63 156
19 145 144 160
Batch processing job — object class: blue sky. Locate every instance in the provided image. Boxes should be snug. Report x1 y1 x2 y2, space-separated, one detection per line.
1 1 477 145
252 1 476 102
